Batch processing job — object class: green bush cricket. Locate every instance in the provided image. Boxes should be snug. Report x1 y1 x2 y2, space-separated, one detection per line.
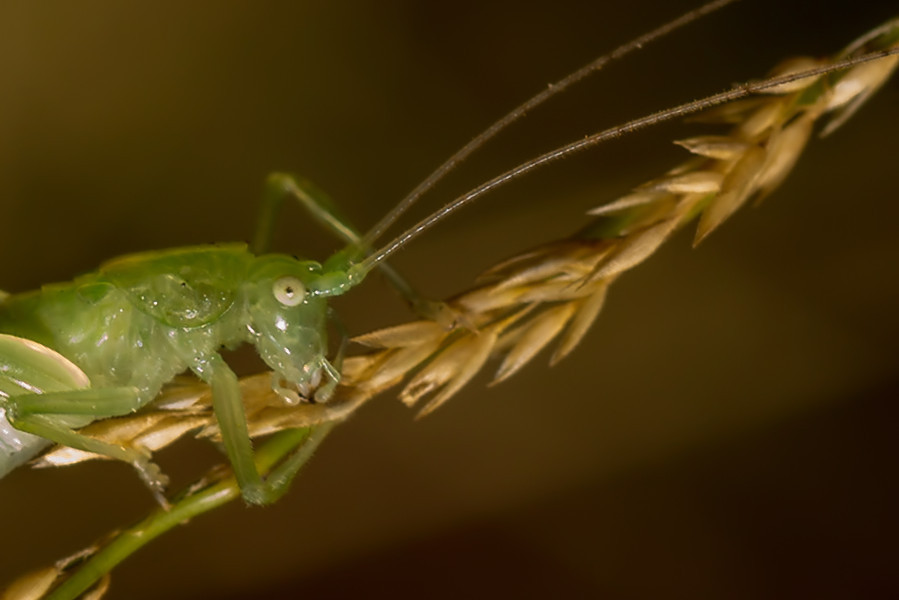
0 0 895 512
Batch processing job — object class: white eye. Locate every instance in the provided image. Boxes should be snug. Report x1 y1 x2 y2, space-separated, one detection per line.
273 276 306 307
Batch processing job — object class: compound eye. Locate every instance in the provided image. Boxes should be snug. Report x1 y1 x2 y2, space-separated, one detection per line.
273 276 306 307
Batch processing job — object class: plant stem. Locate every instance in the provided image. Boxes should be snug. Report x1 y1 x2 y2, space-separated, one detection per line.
45 424 334 600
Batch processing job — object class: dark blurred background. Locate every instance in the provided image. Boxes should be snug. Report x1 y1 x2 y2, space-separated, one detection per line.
1 1 898 598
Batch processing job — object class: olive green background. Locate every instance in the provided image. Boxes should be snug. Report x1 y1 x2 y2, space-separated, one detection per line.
1 1 897 598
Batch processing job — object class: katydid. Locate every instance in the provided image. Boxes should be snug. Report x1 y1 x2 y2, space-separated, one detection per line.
0 0 895 508
0 0 737 505
0 176 363 505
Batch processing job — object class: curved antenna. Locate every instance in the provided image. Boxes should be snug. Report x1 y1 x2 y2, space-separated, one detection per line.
357 0 740 251
355 46 899 274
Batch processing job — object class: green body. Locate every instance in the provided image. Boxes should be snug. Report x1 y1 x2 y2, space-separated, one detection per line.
0 243 329 403
0 238 352 501
0 168 423 504
0 173 388 504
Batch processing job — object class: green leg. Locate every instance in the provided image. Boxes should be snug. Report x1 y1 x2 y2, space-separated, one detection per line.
254 173 458 326
255 422 334 504
252 173 359 256
311 357 341 403
197 354 265 504
6 387 170 503
197 353 316 505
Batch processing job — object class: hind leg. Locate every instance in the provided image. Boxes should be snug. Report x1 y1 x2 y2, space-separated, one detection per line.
6 387 170 504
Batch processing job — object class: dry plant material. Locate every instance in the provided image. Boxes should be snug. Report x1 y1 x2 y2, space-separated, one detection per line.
338 19 899 415
1 548 110 600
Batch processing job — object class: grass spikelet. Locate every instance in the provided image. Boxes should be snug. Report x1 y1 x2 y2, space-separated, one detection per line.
494 303 577 383
694 144 766 244
754 114 815 199
352 338 447 394
674 136 750 160
2 549 111 600
35 413 207 468
587 191 664 216
647 171 724 194
760 57 825 94
351 320 447 348
551 283 610 366
2 567 59 600
591 217 682 280
401 325 499 415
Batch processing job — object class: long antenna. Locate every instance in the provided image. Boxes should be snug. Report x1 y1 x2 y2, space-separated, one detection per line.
355 46 899 274
356 0 740 251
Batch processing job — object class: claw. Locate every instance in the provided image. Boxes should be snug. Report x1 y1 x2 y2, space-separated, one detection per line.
135 456 171 509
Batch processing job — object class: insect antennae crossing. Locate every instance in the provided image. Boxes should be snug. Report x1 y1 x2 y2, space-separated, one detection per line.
355 0 741 253
355 42 899 274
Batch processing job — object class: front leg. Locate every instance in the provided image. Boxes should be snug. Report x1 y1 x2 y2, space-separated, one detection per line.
194 353 321 505
191 353 269 504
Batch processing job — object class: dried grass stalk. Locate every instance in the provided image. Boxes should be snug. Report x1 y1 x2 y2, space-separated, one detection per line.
337 22 899 417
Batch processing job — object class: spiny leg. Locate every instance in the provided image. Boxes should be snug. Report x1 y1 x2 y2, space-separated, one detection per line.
197 354 266 504
6 387 170 503
201 353 339 504
199 353 324 505
255 422 333 505
253 173 457 327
